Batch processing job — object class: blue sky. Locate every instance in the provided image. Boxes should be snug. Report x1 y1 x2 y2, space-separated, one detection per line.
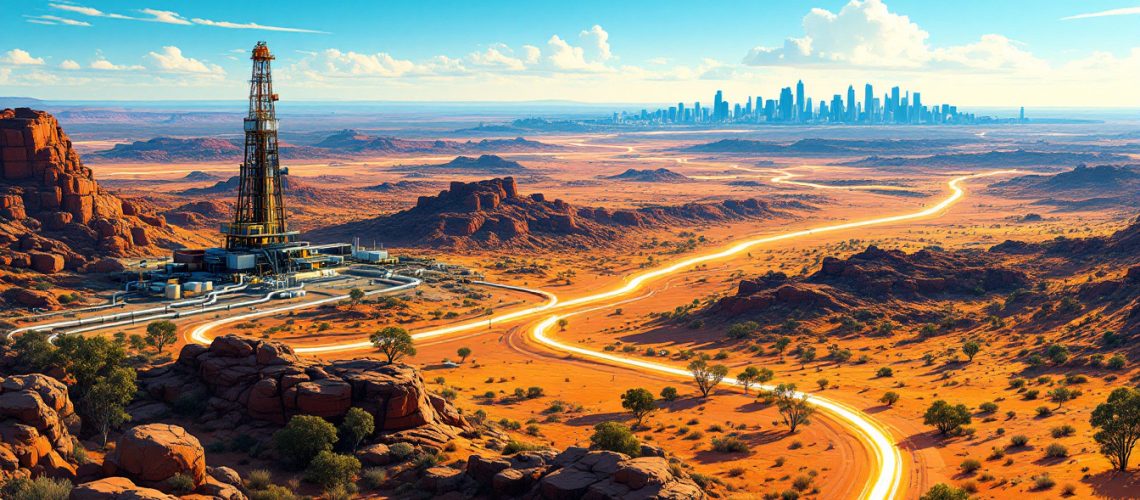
2 0 1140 106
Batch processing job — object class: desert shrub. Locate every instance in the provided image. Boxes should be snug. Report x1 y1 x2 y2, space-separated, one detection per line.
245 469 273 490
1045 443 1069 458
791 474 813 491
590 421 640 456
526 386 545 399
959 458 982 473
1009 435 1030 447
978 402 998 413
1032 473 1055 490
388 442 414 461
660 386 679 401
1051 425 1076 438
1036 406 1052 417
1107 354 1127 370
167 474 195 494
502 440 545 455
248 485 300 500
919 483 968 500
710 436 749 453
304 451 361 489
0 476 73 500
359 467 387 490
876 367 893 378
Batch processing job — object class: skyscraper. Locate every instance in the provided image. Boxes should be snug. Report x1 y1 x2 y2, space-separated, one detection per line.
864 84 874 123
890 86 901 122
713 90 724 122
846 85 857 123
779 87 793 122
795 80 805 122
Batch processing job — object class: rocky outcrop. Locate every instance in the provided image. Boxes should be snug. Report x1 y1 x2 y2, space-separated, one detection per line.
0 108 185 277
310 176 795 251
139 335 470 449
431 447 704 499
0 374 81 481
716 246 1029 317
605 168 689 183
104 424 206 488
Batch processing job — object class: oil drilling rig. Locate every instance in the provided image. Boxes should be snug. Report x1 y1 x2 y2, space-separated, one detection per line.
172 42 353 277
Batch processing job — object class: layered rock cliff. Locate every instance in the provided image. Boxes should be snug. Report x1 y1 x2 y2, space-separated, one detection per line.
0 108 189 274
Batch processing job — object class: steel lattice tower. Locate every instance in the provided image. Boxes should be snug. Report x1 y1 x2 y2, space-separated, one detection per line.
224 41 296 251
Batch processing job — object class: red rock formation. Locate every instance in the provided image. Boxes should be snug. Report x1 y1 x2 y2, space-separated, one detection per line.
0 374 81 482
104 424 206 489
0 108 186 276
140 335 471 450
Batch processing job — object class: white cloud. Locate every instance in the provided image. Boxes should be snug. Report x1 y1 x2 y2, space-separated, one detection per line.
145 46 224 75
932 34 1046 71
49 3 132 19
59 59 81 70
744 0 929 68
25 15 91 26
1062 6 1140 20
545 34 611 72
468 45 525 70
296 49 417 78
522 45 541 65
90 58 144 71
1 49 46 66
190 17 327 34
579 25 612 62
140 9 191 25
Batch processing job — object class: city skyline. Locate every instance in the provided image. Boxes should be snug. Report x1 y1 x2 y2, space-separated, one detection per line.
2 1 1140 106
614 80 984 126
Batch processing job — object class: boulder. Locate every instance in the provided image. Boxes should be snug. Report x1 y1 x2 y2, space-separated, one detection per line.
0 374 80 481
105 424 206 488
69 477 176 500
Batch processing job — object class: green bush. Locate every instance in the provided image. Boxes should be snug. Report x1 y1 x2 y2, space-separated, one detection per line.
1045 443 1068 458
502 440 546 455
304 451 361 489
660 386 679 401
710 436 749 453
274 415 338 469
245 469 273 490
589 421 640 456
959 458 982 473
1009 435 1029 447
359 467 388 490
0 476 73 500
167 474 195 494
388 442 415 461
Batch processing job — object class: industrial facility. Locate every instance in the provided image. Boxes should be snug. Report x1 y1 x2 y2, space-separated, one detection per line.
147 41 393 295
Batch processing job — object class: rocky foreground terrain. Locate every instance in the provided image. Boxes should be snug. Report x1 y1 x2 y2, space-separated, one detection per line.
0 334 704 499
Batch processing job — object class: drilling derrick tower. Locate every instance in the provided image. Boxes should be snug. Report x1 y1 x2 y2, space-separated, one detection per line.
223 41 297 251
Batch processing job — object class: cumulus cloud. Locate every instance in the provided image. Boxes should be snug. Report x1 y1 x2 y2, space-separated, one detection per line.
468 44 525 71
1 49 46 65
932 34 1046 71
90 57 144 71
145 46 225 75
743 0 929 67
294 49 417 78
59 59 81 70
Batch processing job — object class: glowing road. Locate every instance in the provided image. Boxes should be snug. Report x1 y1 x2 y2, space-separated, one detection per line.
187 170 1016 498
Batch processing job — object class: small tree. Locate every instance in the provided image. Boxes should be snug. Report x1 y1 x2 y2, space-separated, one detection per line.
82 366 136 446
816 378 829 391
736 366 760 394
457 347 472 363
1049 387 1075 407
128 334 146 352
660 386 678 402
774 383 815 433
880 391 900 406
923 400 972 436
274 415 338 469
144 320 177 353
348 288 365 309
1090 387 1140 471
962 340 980 362
557 318 569 331
369 327 416 363
304 451 361 490
590 421 640 456
688 359 728 398
620 388 657 427
339 408 374 452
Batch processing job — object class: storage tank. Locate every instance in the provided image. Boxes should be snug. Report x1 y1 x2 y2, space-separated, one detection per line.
164 284 182 299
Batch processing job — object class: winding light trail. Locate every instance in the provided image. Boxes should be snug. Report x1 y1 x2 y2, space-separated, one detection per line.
187 170 1016 498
